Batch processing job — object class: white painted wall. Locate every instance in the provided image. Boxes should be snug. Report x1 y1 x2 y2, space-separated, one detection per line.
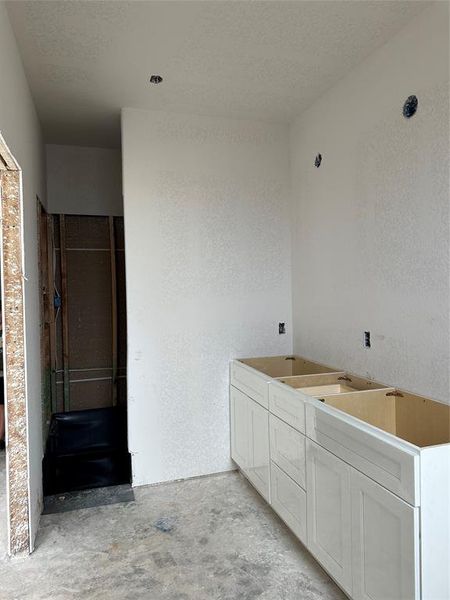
46 144 123 215
122 108 292 485
0 2 46 548
290 3 449 402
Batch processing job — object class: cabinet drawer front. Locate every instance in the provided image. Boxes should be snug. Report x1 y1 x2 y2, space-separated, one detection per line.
306 403 419 506
270 462 307 545
230 361 268 409
270 414 306 488
269 381 305 433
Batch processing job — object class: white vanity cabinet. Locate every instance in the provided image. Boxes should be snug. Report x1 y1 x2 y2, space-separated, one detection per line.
306 439 353 595
306 391 449 600
231 355 337 411
305 392 419 505
305 438 420 600
230 385 270 502
230 356 335 505
230 356 450 600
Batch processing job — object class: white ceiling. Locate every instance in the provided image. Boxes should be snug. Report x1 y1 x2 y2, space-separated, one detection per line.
7 0 427 148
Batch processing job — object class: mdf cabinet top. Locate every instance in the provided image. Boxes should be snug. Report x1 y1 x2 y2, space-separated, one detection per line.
237 355 338 378
235 354 450 450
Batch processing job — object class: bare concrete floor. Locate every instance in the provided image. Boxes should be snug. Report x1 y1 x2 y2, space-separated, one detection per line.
1 471 345 600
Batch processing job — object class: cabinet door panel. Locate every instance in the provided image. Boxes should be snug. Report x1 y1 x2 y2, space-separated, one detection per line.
247 398 270 502
351 470 419 600
306 439 352 595
230 386 249 471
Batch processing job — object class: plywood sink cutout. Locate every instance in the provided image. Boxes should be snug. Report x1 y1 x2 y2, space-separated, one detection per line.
276 372 387 395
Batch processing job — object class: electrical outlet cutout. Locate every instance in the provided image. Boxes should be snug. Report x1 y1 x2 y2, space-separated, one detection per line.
279 322 286 334
364 331 371 348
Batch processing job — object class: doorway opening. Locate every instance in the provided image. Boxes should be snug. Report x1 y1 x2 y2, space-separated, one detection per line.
39 213 130 501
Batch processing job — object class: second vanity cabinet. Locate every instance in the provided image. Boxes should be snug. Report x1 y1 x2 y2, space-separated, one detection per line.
306 438 419 599
230 355 450 600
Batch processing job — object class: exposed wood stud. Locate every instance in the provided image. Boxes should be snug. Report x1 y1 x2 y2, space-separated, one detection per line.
46 214 57 413
109 217 118 406
59 215 70 412
37 201 53 436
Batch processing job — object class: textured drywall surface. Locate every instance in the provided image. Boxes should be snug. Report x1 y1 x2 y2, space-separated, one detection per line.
290 3 450 402
0 1 46 549
122 108 292 486
46 145 123 215
6 1 426 146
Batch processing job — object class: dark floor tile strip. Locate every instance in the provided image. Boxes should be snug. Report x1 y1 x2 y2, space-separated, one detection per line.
43 484 135 514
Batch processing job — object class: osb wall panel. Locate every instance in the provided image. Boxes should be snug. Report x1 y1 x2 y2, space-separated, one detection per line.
67 250 112 369
65 215 110 249
0 170 30 554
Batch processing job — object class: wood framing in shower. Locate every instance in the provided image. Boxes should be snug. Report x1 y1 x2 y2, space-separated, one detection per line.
47 214 127 412
0 133 30 555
